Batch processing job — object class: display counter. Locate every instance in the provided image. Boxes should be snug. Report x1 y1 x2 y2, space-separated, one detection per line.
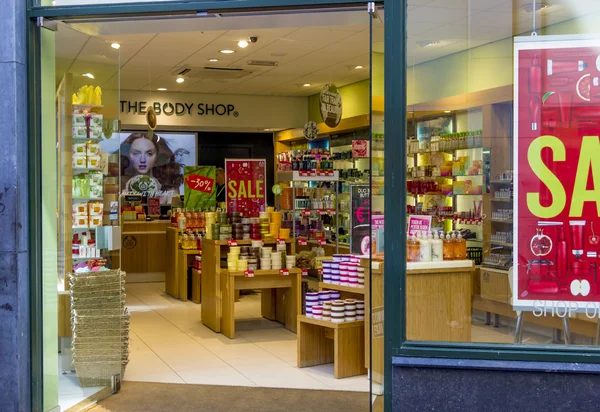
296 240 350 256
165 227 200 301
121 220 169 275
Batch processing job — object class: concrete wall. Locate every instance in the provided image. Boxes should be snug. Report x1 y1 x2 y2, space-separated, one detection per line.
0 0 31 410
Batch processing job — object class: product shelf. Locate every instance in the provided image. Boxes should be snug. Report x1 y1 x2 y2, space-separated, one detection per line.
73 167 103 175
407 146 483 156
491 241 513 247
490 180 513 184
72 226 99 232
223 268 301 277
72 197 103 202
72 104 104 111
319 282 365 295
491 198 513 203
489 219 513 224
277 170 339 182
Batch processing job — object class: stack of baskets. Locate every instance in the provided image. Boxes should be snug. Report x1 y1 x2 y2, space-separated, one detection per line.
70 269 129 387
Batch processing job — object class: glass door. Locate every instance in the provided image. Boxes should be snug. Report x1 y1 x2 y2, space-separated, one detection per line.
369 3 385 411
42 21 122 412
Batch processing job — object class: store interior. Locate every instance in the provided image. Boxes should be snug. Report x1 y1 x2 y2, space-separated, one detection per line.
40 2 600 411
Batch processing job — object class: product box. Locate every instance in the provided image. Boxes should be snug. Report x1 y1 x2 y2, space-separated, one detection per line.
89 215 103 228
90 184 103 199
73 215 89 228
89 125 103 139
87 155 101 169
73 125 87 139
73 203 88 216
91 113 103 127
453 181 466 195
72 113 86 126
86 142 100 156
88 202 103 216
73 143 87 155
72 154 87 168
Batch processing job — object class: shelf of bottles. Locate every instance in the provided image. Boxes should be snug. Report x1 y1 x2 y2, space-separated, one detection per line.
406 231 471 264
484 171 514 270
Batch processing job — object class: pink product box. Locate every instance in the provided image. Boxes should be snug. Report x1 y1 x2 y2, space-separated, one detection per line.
349 279 359 285
339 264 348 271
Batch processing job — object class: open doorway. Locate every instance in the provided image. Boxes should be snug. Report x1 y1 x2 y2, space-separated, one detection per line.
42 5 383 411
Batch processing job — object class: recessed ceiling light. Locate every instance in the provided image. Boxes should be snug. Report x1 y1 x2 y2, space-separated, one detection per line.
82 73 95 79
157 88 167 91
111 43 120 50
303 83 311 87
271 52 287 57
209 58 219 62
417 40 441 48
444 110 451 113
238 40 249 48
220 49 235 54
354 65 364 69
176 77 185 84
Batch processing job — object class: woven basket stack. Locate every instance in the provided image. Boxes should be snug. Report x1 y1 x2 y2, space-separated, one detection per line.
70 269 130 387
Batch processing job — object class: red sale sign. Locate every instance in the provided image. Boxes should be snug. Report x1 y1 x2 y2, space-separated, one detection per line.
514 37 600 313
185 174 214 193
225 159 267 217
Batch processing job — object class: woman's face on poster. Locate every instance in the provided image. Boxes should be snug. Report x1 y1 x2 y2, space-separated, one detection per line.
129 138 157 175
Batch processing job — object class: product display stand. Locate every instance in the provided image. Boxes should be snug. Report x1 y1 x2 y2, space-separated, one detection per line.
201 238 295 335
297 315 366 379
165 227 201 301
221 268 301 339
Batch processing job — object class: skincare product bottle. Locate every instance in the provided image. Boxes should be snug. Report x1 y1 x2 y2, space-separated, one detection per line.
419 231 432 262
432 232 443 262
443 233 454 260
407 232 420 262
456 233 467 260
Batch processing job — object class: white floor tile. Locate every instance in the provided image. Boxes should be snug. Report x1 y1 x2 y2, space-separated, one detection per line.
234 363 326 390
301 364 369 391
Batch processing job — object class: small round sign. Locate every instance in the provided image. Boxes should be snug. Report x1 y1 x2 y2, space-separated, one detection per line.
272 184 283 195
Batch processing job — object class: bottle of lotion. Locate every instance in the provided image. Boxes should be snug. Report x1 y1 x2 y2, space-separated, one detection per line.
556 226 568 278
419 231 432 262
432 231 443 262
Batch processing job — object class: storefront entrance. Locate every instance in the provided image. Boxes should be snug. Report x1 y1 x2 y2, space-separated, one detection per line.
38 5 386 411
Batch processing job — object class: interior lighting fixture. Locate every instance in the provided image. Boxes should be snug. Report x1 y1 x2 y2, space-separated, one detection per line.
82 73 95 79
444 110 451 113
354 65 364 69
176 77 185 84
220 49 235 54
521 2 548 13
111 43 121 50
417 40 441 48
209 58 219 62
303 83 311 87
238 40 249 48
157 88 167 91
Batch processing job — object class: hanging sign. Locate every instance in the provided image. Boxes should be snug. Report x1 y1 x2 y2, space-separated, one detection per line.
319 83 342 128
225 159 266 216
184 166 216 210
514 36 600 315
350 185 371 255
407 215 432 237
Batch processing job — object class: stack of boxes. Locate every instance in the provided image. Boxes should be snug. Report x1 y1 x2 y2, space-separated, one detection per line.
73 202 104 229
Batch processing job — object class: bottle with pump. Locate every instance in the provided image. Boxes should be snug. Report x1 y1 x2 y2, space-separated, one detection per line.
432 232 443 262
456 233 467 260
450 232 458 260
419 231 432 262
443 233 454 260
407 232 420 262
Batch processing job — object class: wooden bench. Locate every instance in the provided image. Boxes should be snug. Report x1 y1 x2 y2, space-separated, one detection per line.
297 315 367 379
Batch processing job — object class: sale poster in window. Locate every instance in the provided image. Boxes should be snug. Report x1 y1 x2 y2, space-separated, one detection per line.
184 166 216 210
225 159 267 216
514 36 600 314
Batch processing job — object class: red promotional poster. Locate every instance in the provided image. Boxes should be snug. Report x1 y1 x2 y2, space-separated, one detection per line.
352 140 368 158
147 197 161 217
225 159 267 217
514 37 600 314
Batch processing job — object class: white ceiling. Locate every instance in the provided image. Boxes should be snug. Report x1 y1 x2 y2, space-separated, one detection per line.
56 1 600 96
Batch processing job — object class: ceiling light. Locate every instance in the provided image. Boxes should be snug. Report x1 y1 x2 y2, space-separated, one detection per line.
157 88 167 91
354 65 364 69
176 77 185 84
220 49 235 54
238 40 249 48
209 58 219 62
521 2 548 13
417 40 441 48
82 73 95 79
111 43 120 50
271 52 287 57
303 83 311 87
444 110 451 113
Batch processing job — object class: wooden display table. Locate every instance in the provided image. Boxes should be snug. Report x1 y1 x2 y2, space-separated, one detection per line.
297 315 367 379
201 239 295 335
406 260 474 342
220 268 301 339
165 227 201 302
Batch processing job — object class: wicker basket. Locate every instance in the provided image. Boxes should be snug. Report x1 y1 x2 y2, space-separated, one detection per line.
73 361 128 387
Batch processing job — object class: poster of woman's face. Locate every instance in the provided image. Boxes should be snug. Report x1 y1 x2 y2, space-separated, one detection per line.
100 132 196 204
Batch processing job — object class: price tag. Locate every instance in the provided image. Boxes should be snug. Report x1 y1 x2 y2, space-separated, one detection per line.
280 268 290 276
318 209 327 216
317 239 327 246
244 270 254 278
298 238 308 246
302 209 312 217
328 209 336 215
228 240 238 246
301 269 308 277
277 238 286 245
299 170 308 177
185 174 215 193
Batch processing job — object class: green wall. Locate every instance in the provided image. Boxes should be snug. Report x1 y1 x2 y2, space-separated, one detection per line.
41 28 59 412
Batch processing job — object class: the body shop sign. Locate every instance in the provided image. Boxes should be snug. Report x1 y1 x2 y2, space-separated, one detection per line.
320 83 342 128
225 159 266 217
514 36 600 316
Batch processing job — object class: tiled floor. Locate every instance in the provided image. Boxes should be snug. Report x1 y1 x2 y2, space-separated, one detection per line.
58 371 105 412
124 282 370 392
